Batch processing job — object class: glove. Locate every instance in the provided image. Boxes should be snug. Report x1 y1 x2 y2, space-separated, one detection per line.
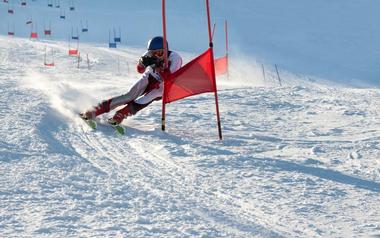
140 55 163 69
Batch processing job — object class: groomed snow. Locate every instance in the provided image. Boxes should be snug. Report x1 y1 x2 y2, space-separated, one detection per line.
0 35 379 237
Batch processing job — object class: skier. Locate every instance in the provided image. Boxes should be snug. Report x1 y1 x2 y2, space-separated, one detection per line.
80 36 182 125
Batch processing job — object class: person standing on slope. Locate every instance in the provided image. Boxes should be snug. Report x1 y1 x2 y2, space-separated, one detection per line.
80 36 182 125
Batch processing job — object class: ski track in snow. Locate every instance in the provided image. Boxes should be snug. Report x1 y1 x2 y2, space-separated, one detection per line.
0 36 380 237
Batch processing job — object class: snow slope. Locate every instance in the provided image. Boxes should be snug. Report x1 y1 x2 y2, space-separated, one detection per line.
1 34 380 237
1 0 380 86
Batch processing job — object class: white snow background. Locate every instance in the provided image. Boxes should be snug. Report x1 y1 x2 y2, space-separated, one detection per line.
0 0 379 237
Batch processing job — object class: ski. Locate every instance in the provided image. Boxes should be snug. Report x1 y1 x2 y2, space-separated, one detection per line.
109 123 125 135
79 113 97 129
79 113 125 135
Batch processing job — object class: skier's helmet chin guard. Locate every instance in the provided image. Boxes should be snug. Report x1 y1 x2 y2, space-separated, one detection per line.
147 36 169 51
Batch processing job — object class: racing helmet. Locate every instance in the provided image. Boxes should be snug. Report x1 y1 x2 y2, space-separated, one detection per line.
147 36 169 51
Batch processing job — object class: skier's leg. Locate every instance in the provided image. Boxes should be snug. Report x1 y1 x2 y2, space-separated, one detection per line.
108 82 163 124
82 70 154 119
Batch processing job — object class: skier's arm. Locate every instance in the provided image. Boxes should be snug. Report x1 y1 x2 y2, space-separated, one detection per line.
136 51 150 74
137 52 164 73
168 51 182 73
136 62 145 74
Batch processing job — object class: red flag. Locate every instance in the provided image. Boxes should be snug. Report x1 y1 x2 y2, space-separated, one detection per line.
44 62 55 67
164 48 216 103
69 49 78 56
214 56 228 76
30 32 38 39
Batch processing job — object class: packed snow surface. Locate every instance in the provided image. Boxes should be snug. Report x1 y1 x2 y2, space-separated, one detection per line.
1 0 380 86
1 0 380 237
0 35 379 237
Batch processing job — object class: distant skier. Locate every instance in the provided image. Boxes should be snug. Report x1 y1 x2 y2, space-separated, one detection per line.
80 36 182 125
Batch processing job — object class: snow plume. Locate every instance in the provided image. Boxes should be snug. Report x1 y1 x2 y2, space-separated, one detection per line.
223 49 345 90
224 54 265 88
20 69 95 121
221 53 296 89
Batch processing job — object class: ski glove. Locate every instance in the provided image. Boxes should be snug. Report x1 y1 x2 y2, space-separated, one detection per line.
140 55 163 69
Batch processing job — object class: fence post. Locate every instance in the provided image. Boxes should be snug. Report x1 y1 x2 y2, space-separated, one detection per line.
77 52 81 68
275 64 282 86
86 53 90 69
261 64 266 82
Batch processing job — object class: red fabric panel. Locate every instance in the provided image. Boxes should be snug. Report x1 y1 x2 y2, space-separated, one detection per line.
214 56 228 76
164 48 215 103
69 49 78 56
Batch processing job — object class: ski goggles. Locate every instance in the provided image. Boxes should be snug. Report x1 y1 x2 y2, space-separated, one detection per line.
150 49 164 57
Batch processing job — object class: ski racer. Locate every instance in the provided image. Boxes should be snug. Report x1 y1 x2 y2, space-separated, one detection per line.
80 36 182 125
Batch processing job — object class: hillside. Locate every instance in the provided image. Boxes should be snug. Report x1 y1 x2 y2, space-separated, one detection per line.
1 0 380 86
0 36 379 237
1 0 380 237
